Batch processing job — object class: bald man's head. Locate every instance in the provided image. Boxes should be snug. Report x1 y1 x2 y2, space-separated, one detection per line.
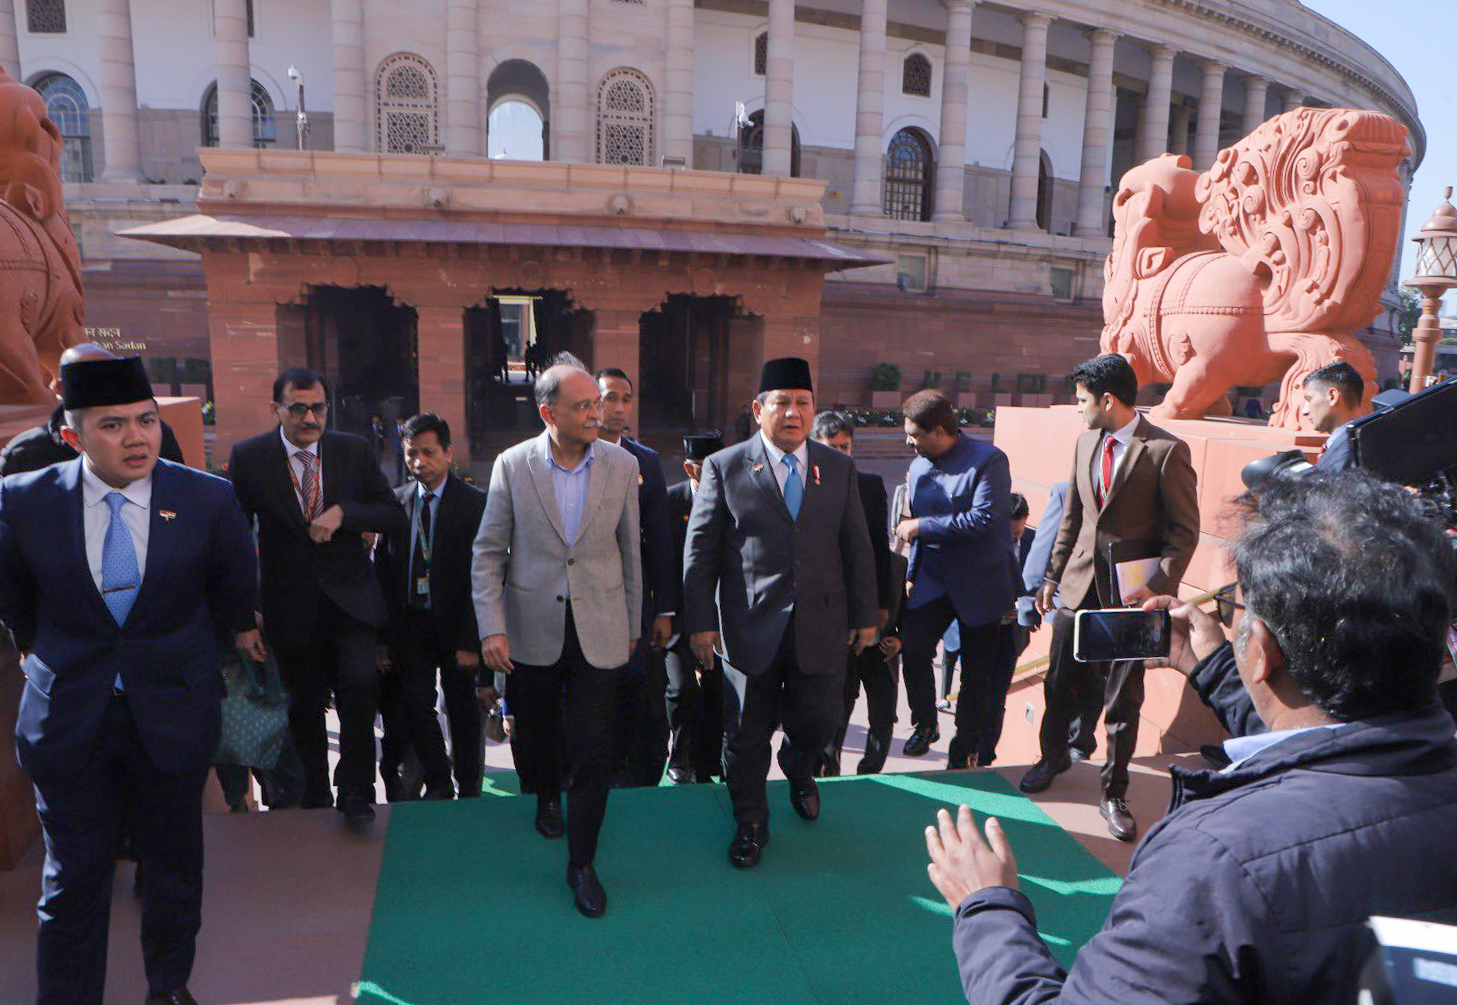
49 343 118 396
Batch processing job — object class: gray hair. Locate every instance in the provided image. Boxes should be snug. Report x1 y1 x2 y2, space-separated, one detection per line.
812 409 854 441
534 351 592 407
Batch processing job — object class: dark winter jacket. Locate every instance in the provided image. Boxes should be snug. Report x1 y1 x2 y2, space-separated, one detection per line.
952 642 1457 1005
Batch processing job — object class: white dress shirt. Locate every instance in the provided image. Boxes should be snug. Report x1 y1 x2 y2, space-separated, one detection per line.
1095 414 1141 495
81 462 151 591
279 425 322 513
759 432 810 497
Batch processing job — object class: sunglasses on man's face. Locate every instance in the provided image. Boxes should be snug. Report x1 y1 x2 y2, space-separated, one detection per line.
280 402 329 419
1214 582 1245 629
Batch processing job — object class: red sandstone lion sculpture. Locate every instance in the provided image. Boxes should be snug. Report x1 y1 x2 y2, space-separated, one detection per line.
1100 108 1409 429
0 68 84 405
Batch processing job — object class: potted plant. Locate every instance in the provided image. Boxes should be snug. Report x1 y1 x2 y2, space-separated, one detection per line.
869 362 902 409
954 371 978 409
991 371 1014 409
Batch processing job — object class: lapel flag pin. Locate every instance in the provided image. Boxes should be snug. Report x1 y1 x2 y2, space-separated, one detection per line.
812 465 821 486
159 510 177 522
752 463 765 474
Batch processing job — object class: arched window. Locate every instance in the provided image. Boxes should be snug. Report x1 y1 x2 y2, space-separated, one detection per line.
883 128 934 222
737 109 799 177
754 32 767 76
487 59 551 161
596 69 654 166
25 0 66 33
35 74 90 180
202 80 277 148
376 53 440 155
902 54 931 97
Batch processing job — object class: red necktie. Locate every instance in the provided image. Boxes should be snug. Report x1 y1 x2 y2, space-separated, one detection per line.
1095 435 1115 508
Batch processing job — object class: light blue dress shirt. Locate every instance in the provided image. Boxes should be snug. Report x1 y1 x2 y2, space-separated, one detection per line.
545 439 595 547
1222 722 1346 773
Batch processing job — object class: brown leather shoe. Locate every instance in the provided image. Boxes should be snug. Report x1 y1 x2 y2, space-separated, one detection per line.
1100 796 1138 842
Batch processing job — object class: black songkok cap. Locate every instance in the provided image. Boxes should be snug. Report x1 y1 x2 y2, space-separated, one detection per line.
60 356 153 410
758 357 813 395
683 431 724 461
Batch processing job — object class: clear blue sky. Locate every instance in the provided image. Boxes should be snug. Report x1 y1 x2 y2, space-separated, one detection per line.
1302 0 1452 284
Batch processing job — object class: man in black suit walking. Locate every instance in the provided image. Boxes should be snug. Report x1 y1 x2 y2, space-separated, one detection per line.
664 431 724 783
377 413 490 801
684 358 878 868
810 410 897 775
228 368 406 826
596 368 676 787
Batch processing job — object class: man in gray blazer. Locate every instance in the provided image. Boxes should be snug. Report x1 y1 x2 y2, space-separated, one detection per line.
472 354 641 918
684 357 878 868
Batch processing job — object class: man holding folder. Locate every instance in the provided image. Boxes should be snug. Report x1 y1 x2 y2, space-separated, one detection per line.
1019 354 1199 842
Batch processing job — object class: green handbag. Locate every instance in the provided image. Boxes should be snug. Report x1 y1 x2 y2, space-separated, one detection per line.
214 647 290 771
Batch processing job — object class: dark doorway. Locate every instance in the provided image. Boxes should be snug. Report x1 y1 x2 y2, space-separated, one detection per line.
465 290 593 446
639 295 739 435
302 285 418 440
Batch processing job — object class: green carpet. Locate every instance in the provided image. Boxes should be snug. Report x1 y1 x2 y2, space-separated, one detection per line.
356 771 1119 1005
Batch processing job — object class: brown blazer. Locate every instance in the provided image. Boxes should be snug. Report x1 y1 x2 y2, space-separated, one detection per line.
1045 415 1200 609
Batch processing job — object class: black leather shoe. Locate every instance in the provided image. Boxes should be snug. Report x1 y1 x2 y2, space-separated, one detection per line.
1017 757 1071 794
902 725 941 757
338 797 375 828
666 766 696 784
566 864 607 918
147 986 199 1004
535 798 564 839
789 778 820 821
857 732 891 775
422 781 456 801
1068 746 1094 764
728 823 770 868
1100 796 1138 842
819 753 841 778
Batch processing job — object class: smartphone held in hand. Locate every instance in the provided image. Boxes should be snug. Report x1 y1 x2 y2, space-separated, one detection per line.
1073 607 1172 663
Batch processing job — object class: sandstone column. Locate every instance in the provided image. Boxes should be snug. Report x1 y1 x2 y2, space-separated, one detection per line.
1136 44 1175 162
0 0 20 80
848 0 889 215
762 0 795 176
414 305 472 462
556 0 591 162
1007 12 1051 230
931 0 974 221
97 0 142 180
1193 59 1225 169
445 0 480 156
664 0 695 164
1283 87 1305 113
1241 74 1269 135
214 0 252 148
330 0 366 152
208 300 283 456
1169 103 1192 156
1074 28 1118 238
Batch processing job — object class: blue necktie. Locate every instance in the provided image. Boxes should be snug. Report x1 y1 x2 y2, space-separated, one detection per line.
101 492 141 627
782 455 803 520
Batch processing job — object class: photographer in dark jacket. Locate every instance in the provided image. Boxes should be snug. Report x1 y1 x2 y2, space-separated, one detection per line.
927 470 1457 1005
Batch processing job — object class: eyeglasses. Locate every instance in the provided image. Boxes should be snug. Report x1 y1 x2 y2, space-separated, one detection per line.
279 402 329 419
1214 582 1245 628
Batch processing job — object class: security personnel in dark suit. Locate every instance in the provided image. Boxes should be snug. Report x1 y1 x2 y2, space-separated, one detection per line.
227 367 406 826
1302 361 1366 473
664 431 724 783
376 413 489 800
596 368 676 787
810 410 897 776
0 357 260 1005
684 358 878 868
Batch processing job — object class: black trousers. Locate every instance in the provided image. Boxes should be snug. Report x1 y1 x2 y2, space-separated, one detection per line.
722 619 844 827
902 595 1002 752
613 639 670 787
664 640 724 780
272 597 380 808
825 645 897 768
1038 604 1146 798
952 622 1020 766
32 696 207 1004
508 607 621 868
379 609 484 798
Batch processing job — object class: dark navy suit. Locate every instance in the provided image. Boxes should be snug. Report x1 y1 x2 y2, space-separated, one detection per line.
900 433 1015 761
1313 421 1355 473
614 437 676 785
0 458 257 1004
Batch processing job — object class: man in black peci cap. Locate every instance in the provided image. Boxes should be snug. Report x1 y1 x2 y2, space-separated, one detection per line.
0 356 261 1005
664 430 725 784
684 358 878 867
